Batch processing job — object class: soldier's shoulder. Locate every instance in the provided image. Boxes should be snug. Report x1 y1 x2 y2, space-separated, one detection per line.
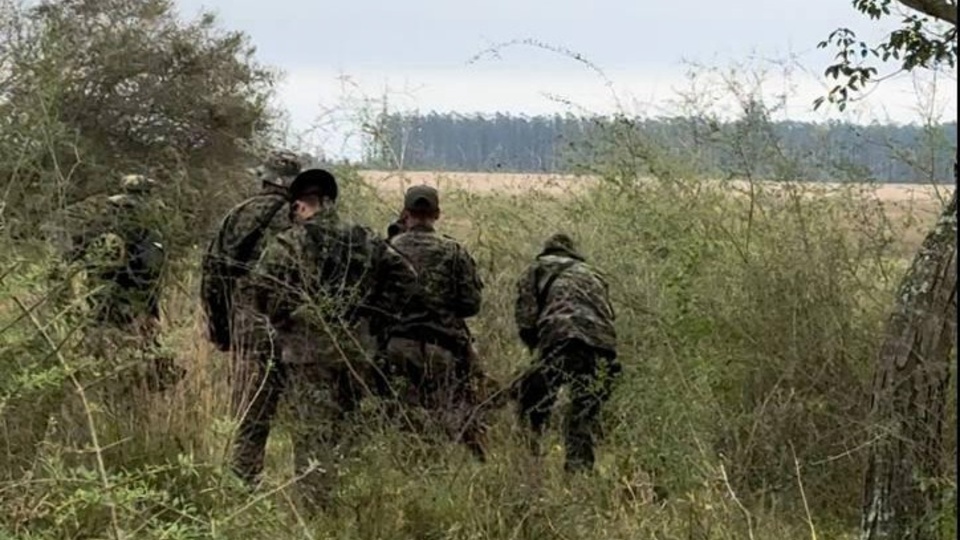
274 222 309 244
230 193 287 218
575 260 606 279
424 231 469 253
439 233 471 251
228 194 290 229
348 221 378 237
258 225 305 262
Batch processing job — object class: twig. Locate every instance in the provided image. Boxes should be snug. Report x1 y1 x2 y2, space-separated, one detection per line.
13 296 124 540
278 487 316 540
719 462 756 540
217 463 322 526
0 260 22 285
791 443 819 540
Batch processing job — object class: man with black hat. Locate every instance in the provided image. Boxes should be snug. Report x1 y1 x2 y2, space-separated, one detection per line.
381 185 492 460
245 168 417 512
200 149 303 487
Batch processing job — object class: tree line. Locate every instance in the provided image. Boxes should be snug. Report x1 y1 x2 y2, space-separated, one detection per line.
363 112 957 183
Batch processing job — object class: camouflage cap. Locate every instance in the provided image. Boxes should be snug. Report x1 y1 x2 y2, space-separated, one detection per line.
543 232 577 253
404 185 439 212
119 174 157 194
254 149 303 186
107 174 157 205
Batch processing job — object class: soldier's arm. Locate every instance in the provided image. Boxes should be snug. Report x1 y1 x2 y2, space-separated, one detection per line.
218 206 254 263
200 233 233 348
514 264 540 350
247 234 300 326
452 246 483 318
596 269 616 321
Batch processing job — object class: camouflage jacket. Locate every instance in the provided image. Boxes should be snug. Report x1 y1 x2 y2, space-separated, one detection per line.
388 224 483 353
514 245 616 357
66 195 166 327
200 186 292 348
246 207 418 362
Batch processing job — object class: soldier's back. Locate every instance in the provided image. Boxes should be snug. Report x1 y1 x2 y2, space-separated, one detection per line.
534 254 617 356
202 191 291 350
390 228 480 320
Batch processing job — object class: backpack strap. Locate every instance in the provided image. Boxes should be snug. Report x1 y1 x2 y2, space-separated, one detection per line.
200 196 286 350
234 197 287 268
535 260 578 317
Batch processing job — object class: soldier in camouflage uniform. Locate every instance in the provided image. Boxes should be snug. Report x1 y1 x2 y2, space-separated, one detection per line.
74 175 185 457
383 185 491 460
69 174 178 390
513 233 620 472
245 169 417 512
2 174 176 479
199 149 302 486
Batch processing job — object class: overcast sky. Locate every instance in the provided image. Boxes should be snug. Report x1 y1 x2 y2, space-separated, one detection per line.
174 0 957 156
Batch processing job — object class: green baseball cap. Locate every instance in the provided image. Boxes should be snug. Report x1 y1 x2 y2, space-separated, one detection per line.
404 185 439 212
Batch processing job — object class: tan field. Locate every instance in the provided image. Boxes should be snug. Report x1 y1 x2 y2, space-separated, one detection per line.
359 169 954 203
359 169 953 255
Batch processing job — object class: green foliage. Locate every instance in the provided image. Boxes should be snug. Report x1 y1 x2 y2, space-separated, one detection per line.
1 154 945 539
816 0 957 110
0 0 279 254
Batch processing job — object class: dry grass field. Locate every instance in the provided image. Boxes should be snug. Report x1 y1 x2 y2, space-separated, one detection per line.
360 169 954 253
359 169 954 203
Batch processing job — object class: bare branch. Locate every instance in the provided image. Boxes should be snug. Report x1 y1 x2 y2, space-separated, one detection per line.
897 0 957 25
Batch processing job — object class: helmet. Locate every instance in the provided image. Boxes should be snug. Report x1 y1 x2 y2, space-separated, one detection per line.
107 174 157 205
254 149 303 187
119 174 157 194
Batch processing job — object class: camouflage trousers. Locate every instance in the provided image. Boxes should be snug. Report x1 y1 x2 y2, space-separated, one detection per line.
230 320 376 513
380 337 490 461
514 339 620 472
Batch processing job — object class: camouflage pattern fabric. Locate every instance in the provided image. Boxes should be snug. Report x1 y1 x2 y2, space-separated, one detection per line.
384 224 490 459
200 149 305 486
200 185 292 352
242 206 417 509
4 177 180 479
200 186 293 486
248 206 416 353
387 224 482 348
69 189 166 328
513 234 620 472
514 234 617 357
514 339 619 472
68 185 179 392
382 337 488 459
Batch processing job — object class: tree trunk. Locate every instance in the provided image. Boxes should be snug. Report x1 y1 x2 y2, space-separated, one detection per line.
860 185 958 540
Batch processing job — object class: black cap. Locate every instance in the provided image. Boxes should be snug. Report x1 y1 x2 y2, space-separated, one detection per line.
403 185 439 212
288 169 338 201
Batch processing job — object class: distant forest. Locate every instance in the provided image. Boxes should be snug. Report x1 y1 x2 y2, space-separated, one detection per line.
361 112 957 183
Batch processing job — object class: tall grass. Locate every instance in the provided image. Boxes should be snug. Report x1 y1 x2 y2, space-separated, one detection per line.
1 151 953 538
0 13 955 535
